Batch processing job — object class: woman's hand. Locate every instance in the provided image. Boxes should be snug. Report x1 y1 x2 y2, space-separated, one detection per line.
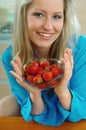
54 48 74 92
10 55 44 115
10 55 40 91
54 48 74 110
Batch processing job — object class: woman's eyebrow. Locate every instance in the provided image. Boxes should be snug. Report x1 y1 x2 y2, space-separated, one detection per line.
33 8 63 14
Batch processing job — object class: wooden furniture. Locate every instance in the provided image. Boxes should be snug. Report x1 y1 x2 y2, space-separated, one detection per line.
0 117 86 130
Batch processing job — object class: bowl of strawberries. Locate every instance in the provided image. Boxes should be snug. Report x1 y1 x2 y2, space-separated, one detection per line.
23 58 64 90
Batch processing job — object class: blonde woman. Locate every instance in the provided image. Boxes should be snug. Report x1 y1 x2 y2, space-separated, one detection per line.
1 0 86 126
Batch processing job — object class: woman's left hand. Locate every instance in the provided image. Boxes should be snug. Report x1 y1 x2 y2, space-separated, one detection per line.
54 48 74 110
54 48 74 93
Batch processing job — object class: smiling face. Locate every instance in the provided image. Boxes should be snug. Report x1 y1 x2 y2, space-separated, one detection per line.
26 0 64 49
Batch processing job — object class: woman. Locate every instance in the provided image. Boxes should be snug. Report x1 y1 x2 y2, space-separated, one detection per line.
1 0 86 126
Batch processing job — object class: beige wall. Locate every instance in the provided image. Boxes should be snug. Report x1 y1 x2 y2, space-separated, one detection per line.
0 0 15 24
76 0 86 34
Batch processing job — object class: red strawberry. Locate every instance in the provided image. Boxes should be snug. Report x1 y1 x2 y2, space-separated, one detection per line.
52 66 62 77
26 61 39 74
27 75 34 82
23 70 29 78
43 71 53 81
44 65 51 72
40 58 49 68
33 74 43 84
38 67 44 75
32 61 39 67
37 84 46 89
47 80 57 87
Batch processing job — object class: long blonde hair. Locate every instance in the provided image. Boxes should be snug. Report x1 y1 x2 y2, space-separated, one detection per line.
12 0 80 64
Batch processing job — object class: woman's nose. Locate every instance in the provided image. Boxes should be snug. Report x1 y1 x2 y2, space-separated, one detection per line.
43 18 53 30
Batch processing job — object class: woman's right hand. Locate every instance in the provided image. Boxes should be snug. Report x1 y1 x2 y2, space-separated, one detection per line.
10 55 44 115
10 55 41 99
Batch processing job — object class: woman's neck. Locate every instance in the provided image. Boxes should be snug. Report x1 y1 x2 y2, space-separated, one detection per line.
32 45 50 59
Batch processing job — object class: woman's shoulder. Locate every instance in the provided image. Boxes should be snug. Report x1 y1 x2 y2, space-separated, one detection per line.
76 35 86 49
73 35 86 55
73 35 86 65
1 45 13 63
78 35 86 40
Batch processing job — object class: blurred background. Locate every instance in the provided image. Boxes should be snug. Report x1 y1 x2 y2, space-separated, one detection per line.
0 0 86 99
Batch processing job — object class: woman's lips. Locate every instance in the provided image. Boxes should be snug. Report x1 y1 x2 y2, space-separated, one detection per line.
38 32 54 40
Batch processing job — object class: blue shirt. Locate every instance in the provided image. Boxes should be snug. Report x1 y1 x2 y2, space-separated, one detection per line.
1 35 86 126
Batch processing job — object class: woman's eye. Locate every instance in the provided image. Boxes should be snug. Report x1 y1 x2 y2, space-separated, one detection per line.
53 15 62 20
33 13 43 18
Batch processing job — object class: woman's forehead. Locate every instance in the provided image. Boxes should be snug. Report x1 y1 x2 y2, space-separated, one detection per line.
26 0 64 12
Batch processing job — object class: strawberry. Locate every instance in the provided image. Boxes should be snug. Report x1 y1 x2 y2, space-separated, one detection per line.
26 61 39 74
37 83 46 89
27 75 34 82
44 65 51 72
47 80 57 87
52 66 62 77
43 71 53 81
32 61 39 67
40 58 49 68
33 74 43 84
38 67 44 75
23 70 29 78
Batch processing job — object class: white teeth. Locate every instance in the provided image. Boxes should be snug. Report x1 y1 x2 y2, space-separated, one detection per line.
40 33 52 37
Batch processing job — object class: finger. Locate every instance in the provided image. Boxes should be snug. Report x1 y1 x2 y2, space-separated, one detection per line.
13 51 20 61
10 71 22 81
13 54 22 69
66 49 74 69
16 79 29 90
11 61 22 76
69 50 74 68
63 53 72 74
10 71 39 92
65 48 69 54
10 71 32 90
65 48 74 68
15 56 23 71
64 53 68 63
23 64 26 71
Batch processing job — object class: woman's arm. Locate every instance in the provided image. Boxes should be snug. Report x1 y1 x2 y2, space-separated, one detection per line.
54 48 73 110
56 35 86 122
10 55 44 115
1 46 44 120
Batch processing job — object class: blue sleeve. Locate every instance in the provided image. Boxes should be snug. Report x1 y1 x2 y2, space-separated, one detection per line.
32 93 70 126
1 46 32 121
66 35 86 121
56 35 86 122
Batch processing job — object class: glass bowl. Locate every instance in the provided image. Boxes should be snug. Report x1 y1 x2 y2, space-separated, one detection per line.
23 58 64 90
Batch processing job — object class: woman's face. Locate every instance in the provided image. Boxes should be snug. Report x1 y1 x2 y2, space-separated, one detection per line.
26 0 64 49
